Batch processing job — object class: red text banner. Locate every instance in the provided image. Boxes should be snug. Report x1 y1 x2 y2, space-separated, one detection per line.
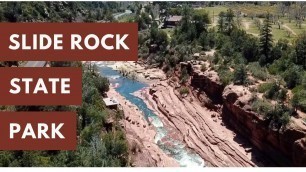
0 112 77 150
0 67 82 105
0 23 138 61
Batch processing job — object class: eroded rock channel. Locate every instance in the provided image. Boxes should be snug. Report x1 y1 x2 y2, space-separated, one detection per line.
99 61 306 167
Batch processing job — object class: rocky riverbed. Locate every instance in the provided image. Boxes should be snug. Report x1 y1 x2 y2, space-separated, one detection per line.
107 87 179 167
103 61 260 166
133 81 263 167
99 63 204 167
101 60 306 167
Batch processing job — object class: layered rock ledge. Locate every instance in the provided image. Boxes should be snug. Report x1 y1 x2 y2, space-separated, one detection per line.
222 84 306 166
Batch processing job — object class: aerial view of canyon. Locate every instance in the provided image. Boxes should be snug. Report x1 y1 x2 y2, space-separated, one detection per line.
1 1 306 167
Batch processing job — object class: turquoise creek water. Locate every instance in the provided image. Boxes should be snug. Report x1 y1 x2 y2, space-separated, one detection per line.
98 64 205 167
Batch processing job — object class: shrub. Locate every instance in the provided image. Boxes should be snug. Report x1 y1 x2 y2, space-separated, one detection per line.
201 64 207 72
251 98 272 116
278 88 288 101
265 103 292 129
212 53 221 64
252 99 291 129
257 83 274 93
220 41 234 57
94 75 110 94
282 65 302 89
233 54 247 66
247 62 268 81
291 90 306 112
179 87 189 95
292 85 304 94
268 55 293 75
220 71 233 86
166 68 175 78
258 82 287 101
180 67 189 84
264 82 280 99
216 65 233 86
139 46 149 59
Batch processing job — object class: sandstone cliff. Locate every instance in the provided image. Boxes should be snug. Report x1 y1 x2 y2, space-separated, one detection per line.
185 61 306 166
142 82 257 167
181 61 224 104
222 84 306 166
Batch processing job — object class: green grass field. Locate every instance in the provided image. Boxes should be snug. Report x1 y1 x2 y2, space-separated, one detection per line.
194 6 228 24
244 20 296 41
285 22 306 35
246 23 260 35
231 4 277 16
195 6 229 17
199 5 306 42
271 26 294 41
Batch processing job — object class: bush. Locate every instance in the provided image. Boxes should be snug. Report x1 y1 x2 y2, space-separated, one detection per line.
292 85 304 94
220 41 234 57
251 98 272 116
219 71 233 86
258 83 274 93
258 82 287 101
201 64 207 72
278 88 288 101
179 87 189 95
282 65 302 89
212 52 221 64
216 64 233 86
268 54 294 75
94 76 110 94
265 103 291 129
291 89 306 112
170 76 178 82
264 82 280 99
247 62 268 81
180 67 189 84
232 52 247 65
252 98 291 129
139 46 149 59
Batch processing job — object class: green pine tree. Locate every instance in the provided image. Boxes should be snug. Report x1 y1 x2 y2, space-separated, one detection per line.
259 14 273 65
233 65 247 85
217 11 225 33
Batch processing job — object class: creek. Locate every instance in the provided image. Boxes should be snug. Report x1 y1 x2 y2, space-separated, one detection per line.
98 64 205 167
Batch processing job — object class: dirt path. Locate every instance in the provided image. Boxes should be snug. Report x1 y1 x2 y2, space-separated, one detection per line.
209 16 219 28
282 24 297 36
241 19 259 37
243 20 251 30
